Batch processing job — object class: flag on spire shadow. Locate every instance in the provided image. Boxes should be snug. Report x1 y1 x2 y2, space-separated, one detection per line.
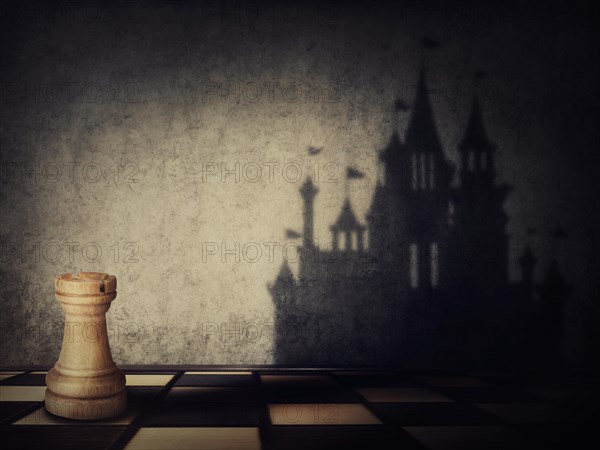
346 166 365 179
285 229 302 239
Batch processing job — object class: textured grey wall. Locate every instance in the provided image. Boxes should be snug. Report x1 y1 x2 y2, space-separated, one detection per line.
1 1 598 366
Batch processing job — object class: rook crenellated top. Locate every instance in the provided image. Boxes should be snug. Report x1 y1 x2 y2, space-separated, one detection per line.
55 272 117 296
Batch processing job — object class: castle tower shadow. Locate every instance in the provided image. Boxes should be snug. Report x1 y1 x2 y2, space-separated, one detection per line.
269 69 570 369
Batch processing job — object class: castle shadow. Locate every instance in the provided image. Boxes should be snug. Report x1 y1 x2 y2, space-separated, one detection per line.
269 69 571 369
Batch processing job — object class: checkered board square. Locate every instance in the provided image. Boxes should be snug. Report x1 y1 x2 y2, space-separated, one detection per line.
0 369 597 449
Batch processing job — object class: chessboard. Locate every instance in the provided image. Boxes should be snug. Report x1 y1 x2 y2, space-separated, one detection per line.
0 367 597 449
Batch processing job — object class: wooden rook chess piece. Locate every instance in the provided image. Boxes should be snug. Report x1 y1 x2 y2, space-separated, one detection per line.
45 272 126 420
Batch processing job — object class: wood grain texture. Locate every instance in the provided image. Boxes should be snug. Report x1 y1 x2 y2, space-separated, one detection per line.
45 272 126 420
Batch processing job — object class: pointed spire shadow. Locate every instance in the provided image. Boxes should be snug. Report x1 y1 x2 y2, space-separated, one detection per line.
267 69 568 368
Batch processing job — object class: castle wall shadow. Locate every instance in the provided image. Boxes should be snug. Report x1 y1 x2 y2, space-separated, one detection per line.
269 69 571 369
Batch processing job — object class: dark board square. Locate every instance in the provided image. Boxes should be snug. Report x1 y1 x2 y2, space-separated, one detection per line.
526 387 598 404
14 404 139 426
264 385 361 403
2 373 47 386
476 375 580 389
436 387 543 403
142 402 259 426
165 386 259 403
475 403 579 424
123 371 177 374
0 372 25 384
520 422 600 449
404 425 546 450
260 371 333 376
0 401 40 424
175 374 254 387
126 386 165 405
571 377 600 389
335 373 427 388
260 375 338 387
0 425 126 450
262 425 425 450
370 403 503 426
